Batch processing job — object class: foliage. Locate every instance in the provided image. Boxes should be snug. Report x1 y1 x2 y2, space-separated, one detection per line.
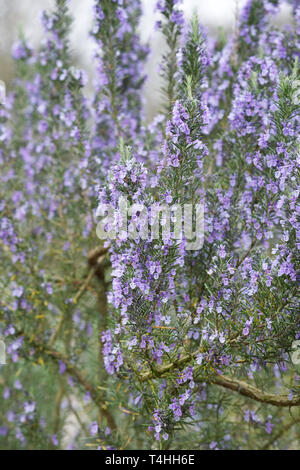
0 0 299 450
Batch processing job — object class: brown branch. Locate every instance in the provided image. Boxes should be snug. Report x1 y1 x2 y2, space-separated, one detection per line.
17 331 117 431
87 246 109 268
88 246 111 428
208 374 300 407
48 250 108 347
140 356 300 407
53 378 65 435
140 348 201 382
72 264 99 305
48 314 64 347
87 244 117 430
234 239 257 273
260 418 300 450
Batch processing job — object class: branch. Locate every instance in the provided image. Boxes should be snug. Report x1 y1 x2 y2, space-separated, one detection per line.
208 374 300 408
140 357 300 407
87 245 109 268
260 418 300 450
17 331 117 430
140 348 202 382
72 253 106 306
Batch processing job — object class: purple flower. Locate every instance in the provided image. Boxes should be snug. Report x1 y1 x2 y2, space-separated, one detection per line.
90 421 98 436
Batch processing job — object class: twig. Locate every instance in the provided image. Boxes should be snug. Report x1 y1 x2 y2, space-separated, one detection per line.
66 394 89 436
72 265 97 305
260 418 300 450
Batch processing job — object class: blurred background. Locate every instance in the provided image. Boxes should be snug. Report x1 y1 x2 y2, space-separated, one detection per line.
0 0 293 118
